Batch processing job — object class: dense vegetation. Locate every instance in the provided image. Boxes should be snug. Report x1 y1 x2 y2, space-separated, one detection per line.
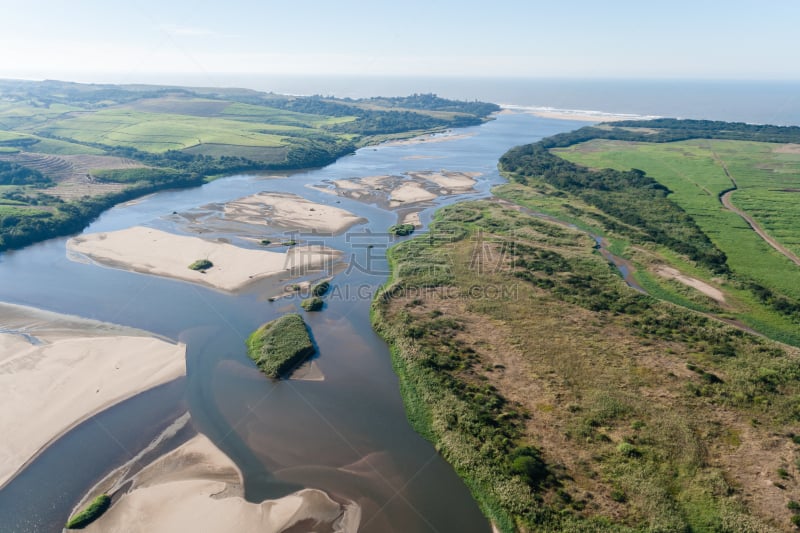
500 137 729 274
311 280 331 297
0 161 50 185
388 223 416 236
301 296 324 312
0 79 497 253
374 200 800 532
246 313 315 378
65 494 111 529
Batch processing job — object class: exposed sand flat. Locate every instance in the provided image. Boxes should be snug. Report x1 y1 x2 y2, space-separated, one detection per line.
0 302 185 488
68 227 339 292
502 106 648 123
223 192 365 234
655 266 726 303
389 182 438 205
83 434 360 533
408 170 480 191
401 211 422 227
380 132 476 146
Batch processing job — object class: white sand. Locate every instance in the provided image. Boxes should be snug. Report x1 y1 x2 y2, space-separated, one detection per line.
68 227 339 292
83 434 360 533
0 304 185 487
409 170 480 191
223 192 364 234
655 266 726 303
380 132 476 146
389 182 437 205
401 211 422 227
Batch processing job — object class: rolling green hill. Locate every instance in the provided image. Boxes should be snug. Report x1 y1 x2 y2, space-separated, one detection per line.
0 79 498 252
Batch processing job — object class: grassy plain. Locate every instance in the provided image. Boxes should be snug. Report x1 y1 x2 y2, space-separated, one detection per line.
554 139 800 297
374 200 800 532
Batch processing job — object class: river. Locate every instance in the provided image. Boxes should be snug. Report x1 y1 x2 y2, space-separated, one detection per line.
0 112 583 532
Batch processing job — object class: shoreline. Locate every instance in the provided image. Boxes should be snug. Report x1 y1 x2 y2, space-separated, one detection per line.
0 302 186 488
500 104 660 122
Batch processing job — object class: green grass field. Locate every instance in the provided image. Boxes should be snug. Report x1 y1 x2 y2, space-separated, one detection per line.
37 109 294 152
554 139 800 301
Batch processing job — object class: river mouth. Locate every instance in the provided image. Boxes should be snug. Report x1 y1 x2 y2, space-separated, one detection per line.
0 113 586 532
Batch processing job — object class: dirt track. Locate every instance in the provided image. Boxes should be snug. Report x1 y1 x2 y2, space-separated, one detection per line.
714 151 800 267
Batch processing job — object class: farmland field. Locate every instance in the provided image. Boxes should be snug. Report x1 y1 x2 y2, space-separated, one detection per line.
554 139 800 300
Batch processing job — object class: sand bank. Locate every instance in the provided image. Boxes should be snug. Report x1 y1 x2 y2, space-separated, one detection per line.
0 302 185 488
389 182 438 206
223 192 365 234
82 433 360 533
380 131 476 147
655 266 726 303
407 170 478 192
315 170 480 210
68 227 340 292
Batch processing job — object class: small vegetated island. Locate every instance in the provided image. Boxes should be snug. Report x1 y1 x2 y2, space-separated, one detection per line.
65 493 111 529
246 313 315 378
374 119 800 532
0 80 497 252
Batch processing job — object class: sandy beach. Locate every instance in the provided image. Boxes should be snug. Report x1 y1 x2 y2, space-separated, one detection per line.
68 227 340 292
223 191 365 234
82 433 360 533
0 302 185 488
501 106 649 123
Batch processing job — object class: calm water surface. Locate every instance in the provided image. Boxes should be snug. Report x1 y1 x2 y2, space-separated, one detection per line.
0 112 580 532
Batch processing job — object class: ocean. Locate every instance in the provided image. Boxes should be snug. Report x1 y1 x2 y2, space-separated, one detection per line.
88 73 800 126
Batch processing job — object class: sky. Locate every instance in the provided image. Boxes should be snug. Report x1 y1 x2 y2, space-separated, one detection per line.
3 0 800 83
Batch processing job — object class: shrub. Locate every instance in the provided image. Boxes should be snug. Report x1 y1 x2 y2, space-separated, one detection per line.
188 259 213 271
388 223 415 236
301 297 324 312
311 280 331 297
617 442 640 458
65 494 111 529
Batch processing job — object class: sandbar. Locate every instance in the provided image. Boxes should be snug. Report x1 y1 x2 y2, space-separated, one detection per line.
223 192 365 234
380 131 476 147
407 170 479 191
68 226 340 292
389 182 438 206
0 302 185 487
82 433 360 533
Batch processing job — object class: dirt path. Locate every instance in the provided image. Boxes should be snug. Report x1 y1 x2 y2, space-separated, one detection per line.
712 151 800 267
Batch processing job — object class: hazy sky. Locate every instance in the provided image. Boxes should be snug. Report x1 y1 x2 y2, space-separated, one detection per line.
3 0 799 81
